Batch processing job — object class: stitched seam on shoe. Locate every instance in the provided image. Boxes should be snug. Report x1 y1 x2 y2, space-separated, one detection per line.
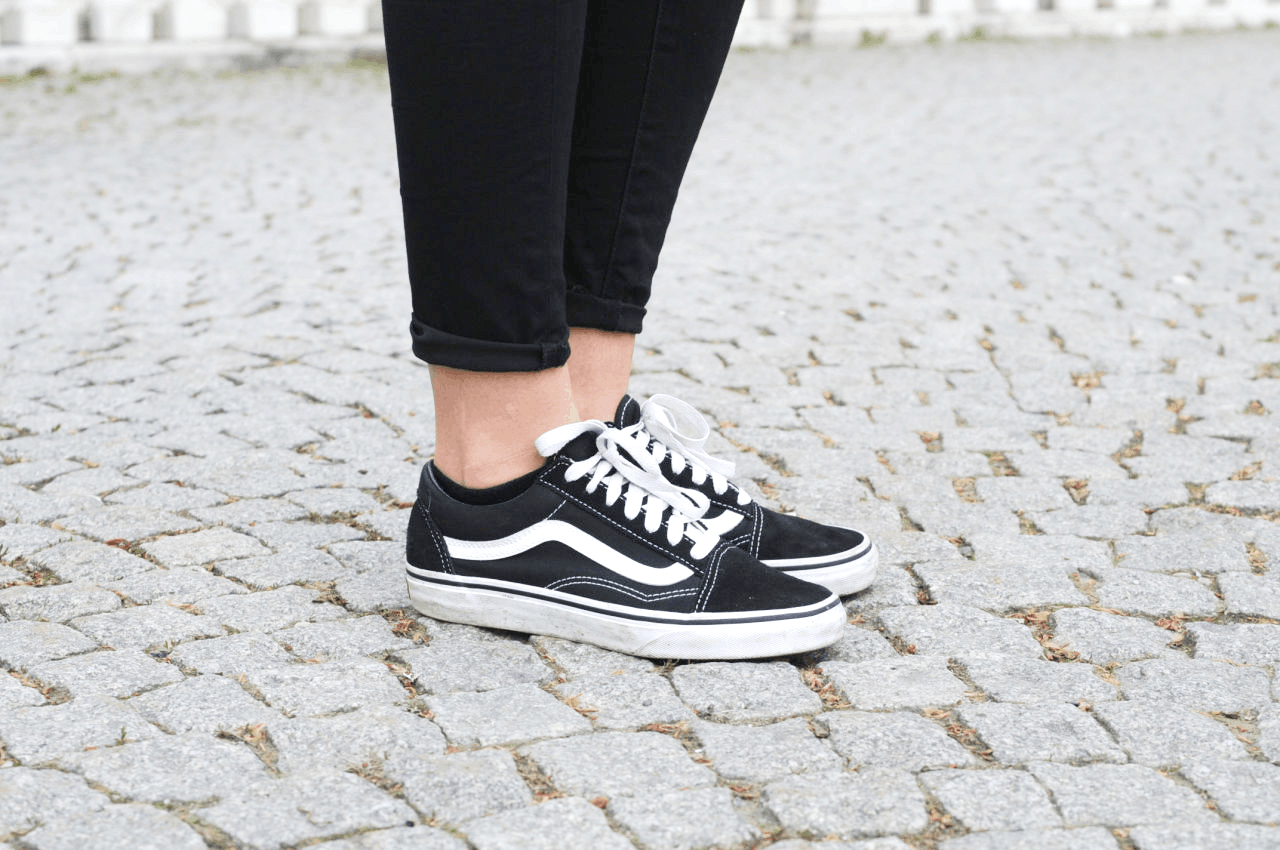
543 479 701 574
417 502 455 575
546 576 698 601
750 503 764 559
695 545 726 613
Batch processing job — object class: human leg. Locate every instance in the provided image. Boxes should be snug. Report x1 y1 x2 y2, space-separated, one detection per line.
382 0 843 657
562 0 747 417
382 0 587 485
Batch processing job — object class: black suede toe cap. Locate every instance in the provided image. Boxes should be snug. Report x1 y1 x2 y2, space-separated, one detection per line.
700 546 835 615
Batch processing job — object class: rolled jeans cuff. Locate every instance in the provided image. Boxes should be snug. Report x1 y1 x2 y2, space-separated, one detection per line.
565 289 647 335
409 317 570 373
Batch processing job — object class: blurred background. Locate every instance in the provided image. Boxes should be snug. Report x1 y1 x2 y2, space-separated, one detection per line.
2 0 1279 76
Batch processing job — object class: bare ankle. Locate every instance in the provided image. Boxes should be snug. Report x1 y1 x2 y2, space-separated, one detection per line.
567 327 636 421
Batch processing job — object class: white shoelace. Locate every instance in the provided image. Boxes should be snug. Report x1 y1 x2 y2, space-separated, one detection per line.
535 420 720 560
626 394 752 507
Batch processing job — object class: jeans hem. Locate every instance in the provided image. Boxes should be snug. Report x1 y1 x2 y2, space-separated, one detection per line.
410 317 571 372
565 289 646 335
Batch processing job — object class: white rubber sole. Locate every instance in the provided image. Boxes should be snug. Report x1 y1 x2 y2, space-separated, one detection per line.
764 541 879 597
405 564 846 660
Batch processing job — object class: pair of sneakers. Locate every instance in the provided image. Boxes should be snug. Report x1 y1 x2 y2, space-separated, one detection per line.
405 394 877 660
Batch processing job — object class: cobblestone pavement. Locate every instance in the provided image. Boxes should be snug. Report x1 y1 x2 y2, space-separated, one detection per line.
2 29 1279 850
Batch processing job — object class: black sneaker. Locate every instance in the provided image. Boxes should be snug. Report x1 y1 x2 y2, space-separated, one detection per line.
611 394 877 596
404 420 845 660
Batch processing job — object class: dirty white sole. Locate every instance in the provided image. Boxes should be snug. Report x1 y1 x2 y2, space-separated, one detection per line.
406 563 846 660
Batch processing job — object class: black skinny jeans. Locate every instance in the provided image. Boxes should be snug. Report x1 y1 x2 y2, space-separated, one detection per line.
382 0 746 372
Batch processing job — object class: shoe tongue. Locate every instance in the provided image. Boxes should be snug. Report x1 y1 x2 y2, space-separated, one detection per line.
558 430 601 463
612 394 642 428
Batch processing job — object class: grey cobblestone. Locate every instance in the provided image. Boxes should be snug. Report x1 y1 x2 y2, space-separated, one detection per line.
0 620 99 669
54 506 200 543
0 696 160 764
1026 506 1150 539
0 674 45 708
1114 658 1273 714
1092 701 1250 766
244 657 406 716
214 550 348 589
915 561 1087 612
1085 478 1189 510
1128 823 1280 850
816 624 899 663
167 632 295 674
607 787 761 850
19 804 206 850
245 520 367 550
70 605 224 650
822 656 970 711
309 825 466 850
105 567 246 603
383 748 531 824
1259 708 1280 763
1093 569 1220 618
1179 760 1280 823
820 711 976 771
531 635 656 678
197 586 347 632
669 661 822 722
968 533 1112 575
273 615 414 661
398 639 553 695
326 541 403 574
269 706 446 774
772 841 913 850
462 797 633 850
0 489 103 526
763 769 928 840
104 482 226 511
0 768 111 839
1185 621 1280 665
1206 481 1280 512
520 731 716 799
24 541 153 583
1048 608 1179 665
1028 763 1215 827
0 583 121 623
28 649 183 699
877 605 1042 658
553 673 692 730
189 498 309 529
199 770 418 849
141 527 270 567
974 477 1074 512
955 703 1126 765
427 683 592 748
60 732 269 802
940 829 1120 850
1114 535 1249 574
959 656 1117 704
127 674 279 734
843 565 919 614
691 717 844 783
334 567 411 612
0 524 72 560
920 769 1062 831
1218 573 1280 619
